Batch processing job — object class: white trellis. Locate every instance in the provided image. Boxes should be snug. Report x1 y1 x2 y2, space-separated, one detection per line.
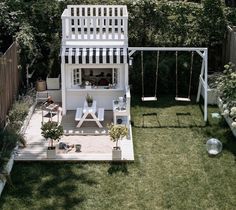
129 47 208 121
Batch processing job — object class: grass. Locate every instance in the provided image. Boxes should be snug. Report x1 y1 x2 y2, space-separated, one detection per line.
1 95 236 210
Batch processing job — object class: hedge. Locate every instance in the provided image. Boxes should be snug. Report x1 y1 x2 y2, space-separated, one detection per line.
0 0 236 94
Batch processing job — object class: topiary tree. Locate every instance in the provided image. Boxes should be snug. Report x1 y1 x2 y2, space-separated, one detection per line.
108 124 128 149
41 121 63 149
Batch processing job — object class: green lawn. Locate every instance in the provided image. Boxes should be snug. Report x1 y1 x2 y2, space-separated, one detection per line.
1 96 236 210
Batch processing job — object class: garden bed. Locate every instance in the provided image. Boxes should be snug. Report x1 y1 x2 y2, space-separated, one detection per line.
0 96 35 196
217 97 236 138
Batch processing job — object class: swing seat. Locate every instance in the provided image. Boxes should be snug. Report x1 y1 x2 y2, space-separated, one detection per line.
175 97 191 102
142 97 157 101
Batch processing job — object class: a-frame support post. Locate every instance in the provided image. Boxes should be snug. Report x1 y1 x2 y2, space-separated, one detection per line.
204 50 208 121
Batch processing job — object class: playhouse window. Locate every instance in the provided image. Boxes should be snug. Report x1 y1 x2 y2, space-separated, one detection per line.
72 68 119 88
72 68 82 86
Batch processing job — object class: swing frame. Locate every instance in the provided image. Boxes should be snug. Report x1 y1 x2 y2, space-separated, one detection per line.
129 47 208 122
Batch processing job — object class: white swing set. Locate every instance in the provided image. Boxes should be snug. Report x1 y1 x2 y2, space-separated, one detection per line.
129 47 208 121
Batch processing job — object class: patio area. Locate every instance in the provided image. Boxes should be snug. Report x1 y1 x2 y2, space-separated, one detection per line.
14 105 134 161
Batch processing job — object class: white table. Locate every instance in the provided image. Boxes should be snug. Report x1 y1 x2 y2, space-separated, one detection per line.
76 101 103 128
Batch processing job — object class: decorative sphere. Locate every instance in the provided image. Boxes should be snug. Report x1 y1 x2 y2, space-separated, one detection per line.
206 138 222 155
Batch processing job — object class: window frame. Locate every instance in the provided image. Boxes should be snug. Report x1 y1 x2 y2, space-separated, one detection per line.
71 67 120 88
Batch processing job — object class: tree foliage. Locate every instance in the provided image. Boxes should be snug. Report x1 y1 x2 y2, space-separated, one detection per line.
0 0 235 92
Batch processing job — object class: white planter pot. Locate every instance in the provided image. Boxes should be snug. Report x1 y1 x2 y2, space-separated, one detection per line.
201 87 218 105
46 75 60 90
47 147 56 159
112 147 122 160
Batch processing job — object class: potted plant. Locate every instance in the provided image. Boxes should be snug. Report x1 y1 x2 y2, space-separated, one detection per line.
85 81 91 89
108 124 128 160
86 93 93 107
41 121 63 158
36 78 46 91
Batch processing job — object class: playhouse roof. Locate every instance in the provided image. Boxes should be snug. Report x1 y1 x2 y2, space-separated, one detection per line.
61 47 128 64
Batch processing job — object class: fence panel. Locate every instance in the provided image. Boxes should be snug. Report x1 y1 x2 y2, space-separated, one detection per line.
223 26 236 66
0 42 19 128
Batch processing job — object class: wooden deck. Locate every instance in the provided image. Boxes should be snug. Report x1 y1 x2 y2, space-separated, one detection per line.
15 106 134 161
62 110 113 135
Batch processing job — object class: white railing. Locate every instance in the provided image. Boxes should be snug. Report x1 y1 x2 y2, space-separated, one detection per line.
61 5 128 44
67 5 128 17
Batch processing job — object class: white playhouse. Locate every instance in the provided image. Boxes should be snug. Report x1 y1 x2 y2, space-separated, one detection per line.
59 4 209 124
60 5 131 127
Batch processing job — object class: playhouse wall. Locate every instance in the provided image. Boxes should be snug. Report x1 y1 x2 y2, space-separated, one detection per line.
66 89 124 110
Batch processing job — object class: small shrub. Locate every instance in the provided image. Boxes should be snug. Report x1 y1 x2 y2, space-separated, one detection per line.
7 98 31 131
0 128 22 171
86 93 93 104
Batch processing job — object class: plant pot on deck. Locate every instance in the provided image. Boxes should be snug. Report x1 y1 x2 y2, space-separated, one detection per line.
75 144 81 152
112 147 122 160
87 102 93 107
36 80 46 91
47 147 56 159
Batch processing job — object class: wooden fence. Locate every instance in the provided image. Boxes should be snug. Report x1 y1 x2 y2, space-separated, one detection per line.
0 42 19 128
223 26 236 66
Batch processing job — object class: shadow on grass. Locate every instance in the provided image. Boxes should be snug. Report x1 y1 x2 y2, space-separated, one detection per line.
133 111 207 129
0 162 97 209
132 94 200 108
132 94 208 128
107 162 129 175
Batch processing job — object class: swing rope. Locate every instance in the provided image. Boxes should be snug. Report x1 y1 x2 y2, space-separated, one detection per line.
141 51 159 101
188 51 194 98
175 51 194 102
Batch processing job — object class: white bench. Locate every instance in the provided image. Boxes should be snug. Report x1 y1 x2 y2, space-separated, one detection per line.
75 108 83 121
97 108 104 121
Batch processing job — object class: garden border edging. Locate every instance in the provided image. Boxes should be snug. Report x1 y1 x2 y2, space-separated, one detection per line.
0 102 37 196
